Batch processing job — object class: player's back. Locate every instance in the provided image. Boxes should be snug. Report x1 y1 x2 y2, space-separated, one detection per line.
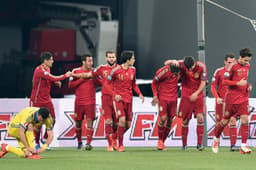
10 107 39 125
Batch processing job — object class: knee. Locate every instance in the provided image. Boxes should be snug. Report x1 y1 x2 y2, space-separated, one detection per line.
229 117 236 126
221 119 229 126
196 114 204 123
182 119 189 126
118 117 126 127
75 121 82 128
105 118 112 125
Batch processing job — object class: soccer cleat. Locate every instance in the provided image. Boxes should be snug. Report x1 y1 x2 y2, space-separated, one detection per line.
85 143 93 151
182 145 187 151
157 140 163 150
197 144 204 151
162 143 166 151
27 153 42 159
240 146 252 154
212 138 219 153
230 145 240 152
0 143 8 158
77 142 83 150
107 146 114 152
35 144 40 151
118 145 125 152
110 134 118 151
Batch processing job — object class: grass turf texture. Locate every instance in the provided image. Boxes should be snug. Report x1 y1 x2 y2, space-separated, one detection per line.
0 147 255 170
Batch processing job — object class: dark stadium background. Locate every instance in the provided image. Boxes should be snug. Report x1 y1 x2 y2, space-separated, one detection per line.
0 0 256 98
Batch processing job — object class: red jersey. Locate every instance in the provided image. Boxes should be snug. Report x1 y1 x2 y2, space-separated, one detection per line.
68 67 97 105
224 60 250 104
152 65 179 101
211 67 228 99
179 61 207 98
107 65 142 103
92 63 118 96
30 64 67 104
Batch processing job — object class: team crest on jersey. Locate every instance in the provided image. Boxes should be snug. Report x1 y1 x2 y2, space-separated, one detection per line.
216 114 219 120
194 72 199 79
131 74 134 80
224 111 229 116
159 106 163 112
102 109 105 115
237 69 242 76
103 71 108 77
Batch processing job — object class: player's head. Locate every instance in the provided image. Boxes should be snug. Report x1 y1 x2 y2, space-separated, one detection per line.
81 54 93 69
37 107 50 122
224 53 235 66
184 56 195 70
239 48 252 66
170 64 180 74
105 50 116 66
120 50 135 66
40 52 54 68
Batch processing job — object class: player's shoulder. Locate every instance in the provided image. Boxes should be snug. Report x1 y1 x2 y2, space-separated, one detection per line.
72 67 82 73
227 60 238 71
95 64 107 70
213 66 224 76
110 65 121 75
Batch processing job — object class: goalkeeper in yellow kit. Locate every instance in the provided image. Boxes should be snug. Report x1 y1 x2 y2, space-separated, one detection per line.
0 107 53 159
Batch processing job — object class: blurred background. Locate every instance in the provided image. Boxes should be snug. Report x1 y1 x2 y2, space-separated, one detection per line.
0 0 256 98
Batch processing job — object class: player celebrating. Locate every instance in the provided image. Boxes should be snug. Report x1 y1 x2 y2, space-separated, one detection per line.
106 51 144 152
151 64 181 151
30 52 72 150
68 54 98 150
212 48 253 154
0 107 53 159
165 56 207 151
211 53 240 151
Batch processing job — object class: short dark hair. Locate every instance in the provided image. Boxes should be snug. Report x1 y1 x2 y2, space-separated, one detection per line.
170 64 180 73
81 54 92 61
105 50 115 57
120 50 134 64
225 53 235 61
184 56 195 69
240 48 252 58
40 52 52 63
38 107 50 119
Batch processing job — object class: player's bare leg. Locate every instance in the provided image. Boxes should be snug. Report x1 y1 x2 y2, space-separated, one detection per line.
196 113 204 151
240 115 251 154
181 119 189 151
75 120 83 150
85 118 94 151
212 119 228 153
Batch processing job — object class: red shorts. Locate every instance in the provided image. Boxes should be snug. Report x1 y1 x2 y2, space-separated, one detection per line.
223 101 249 119
113 100 132 121
158 99 177 119
30 100 55 121
102 95 116 122
178 97 205 120
74 103 95 121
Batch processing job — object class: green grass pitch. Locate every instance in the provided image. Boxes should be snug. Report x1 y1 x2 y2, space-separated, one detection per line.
0 147 255 170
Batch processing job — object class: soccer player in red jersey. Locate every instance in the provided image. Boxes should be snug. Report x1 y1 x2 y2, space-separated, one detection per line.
151 64 181 151
211 53 240 151
106 51 144 152
212 48 253 154
91 50 119 151
68 54 98 150
165 56 207 151
30 52 72 150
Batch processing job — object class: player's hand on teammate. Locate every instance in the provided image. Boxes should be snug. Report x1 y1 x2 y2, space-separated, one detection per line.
65 71 72 77
164 60 179 66
237 78 247 86
27 147 36 154
139 94 144 103
55 81 62 88
114 95 122 102
151 96 159 106
190 92 198 102
247 84 252 91
216 97 223 104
